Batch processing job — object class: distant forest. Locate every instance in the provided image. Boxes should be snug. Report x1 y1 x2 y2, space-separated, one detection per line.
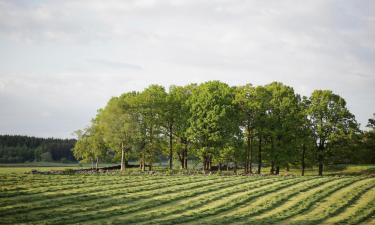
0 135 76 163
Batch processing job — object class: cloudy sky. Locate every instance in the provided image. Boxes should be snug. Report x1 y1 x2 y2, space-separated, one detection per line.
0 0 374 138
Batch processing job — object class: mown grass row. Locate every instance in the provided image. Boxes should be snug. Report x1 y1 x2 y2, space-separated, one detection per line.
0 173 374 225
0 175 224 221
42 176 258 224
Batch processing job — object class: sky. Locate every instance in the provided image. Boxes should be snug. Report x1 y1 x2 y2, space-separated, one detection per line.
0 0 374 138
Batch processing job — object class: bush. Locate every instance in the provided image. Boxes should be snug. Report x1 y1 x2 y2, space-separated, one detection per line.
40 152 53 162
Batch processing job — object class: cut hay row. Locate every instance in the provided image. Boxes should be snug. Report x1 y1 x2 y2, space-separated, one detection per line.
0 174 374 225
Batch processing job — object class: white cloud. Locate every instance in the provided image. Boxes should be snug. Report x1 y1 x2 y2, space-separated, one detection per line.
0 0 374 137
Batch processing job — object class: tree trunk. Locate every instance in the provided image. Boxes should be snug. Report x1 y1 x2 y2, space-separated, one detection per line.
318 144 324 176
286 164 290 172
91 159 94 170
246 125 253 174
178 153 184 169
184 147 188 169
169 124 173 170
234 161 238 175
120 145 125 172
141 148 145 172
208 156 212 171
245 132 250 174
258 135 262 174
95 157 99 170
270 161 275 175
301 144 306 176
141 158 145 172
275 166 280 175
249 136 253 173
203 156 207 172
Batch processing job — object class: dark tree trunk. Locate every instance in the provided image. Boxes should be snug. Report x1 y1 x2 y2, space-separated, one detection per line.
179 141 188 169
245 132 250 174
184 147 188 169
317 142 325 176
178 153 184 169
301 144 306 176
120 144 125 171
169 124 173 170
249 136 253 173
286 164 290 172
258 135 262 174
270 161 275 175
275 166 280 175
318 144 324 176
203 156 207 172
141 158 145 172
234 161 238 174
208 156 212 171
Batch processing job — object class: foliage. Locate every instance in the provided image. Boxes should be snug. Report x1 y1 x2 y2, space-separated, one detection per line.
0 135 76 163
66 81 374 175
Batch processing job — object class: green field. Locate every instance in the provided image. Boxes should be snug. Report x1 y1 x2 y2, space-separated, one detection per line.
1 167 375 225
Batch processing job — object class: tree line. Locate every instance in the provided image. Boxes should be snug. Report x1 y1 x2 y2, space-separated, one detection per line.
0 135 76 163
73 81 375 175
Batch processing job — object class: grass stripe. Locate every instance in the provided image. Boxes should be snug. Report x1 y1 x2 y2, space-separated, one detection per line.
0 176 221 222
102 177 279 224
27 176 235 224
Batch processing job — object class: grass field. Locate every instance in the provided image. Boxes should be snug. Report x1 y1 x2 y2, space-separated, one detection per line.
1 166 375 225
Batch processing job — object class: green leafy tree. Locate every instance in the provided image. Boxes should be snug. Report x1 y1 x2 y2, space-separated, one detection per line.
367 113 375 130
296 96 315 176
307 90 358 175
98 93 140 171
136 85 166 171
188 81 239 171
234 84 257 174
73 129 95 168
169 84 196 169
250 85 271 174
265 82 301 174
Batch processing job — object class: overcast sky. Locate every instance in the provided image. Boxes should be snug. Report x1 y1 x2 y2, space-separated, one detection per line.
0 0 374 138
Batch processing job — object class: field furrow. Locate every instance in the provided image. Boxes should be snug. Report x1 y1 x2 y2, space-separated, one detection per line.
1 173 374 225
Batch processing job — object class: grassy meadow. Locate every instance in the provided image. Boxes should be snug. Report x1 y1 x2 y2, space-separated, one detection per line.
0 165 374 225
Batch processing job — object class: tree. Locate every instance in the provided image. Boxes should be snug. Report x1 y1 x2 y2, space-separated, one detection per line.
73 129 95 168
307 90 358 176
249 85 271 174
234 84 257 174
188 81 239 171
88 124 107 169
40 151 53 162
367 113 375 130
98 93 140 171
265 82 301 175
169 84 196 169
136 85 167 171
161 85 183 170
296 96 315 176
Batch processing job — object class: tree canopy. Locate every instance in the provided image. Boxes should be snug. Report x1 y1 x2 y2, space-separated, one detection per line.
72 81 372 175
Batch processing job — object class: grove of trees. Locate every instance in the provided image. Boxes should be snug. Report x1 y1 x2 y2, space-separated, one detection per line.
73 81 375 175
0 135 76 163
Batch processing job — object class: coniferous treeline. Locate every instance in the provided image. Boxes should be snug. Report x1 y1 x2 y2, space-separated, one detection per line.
0 135 76 163
72 81 374 175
